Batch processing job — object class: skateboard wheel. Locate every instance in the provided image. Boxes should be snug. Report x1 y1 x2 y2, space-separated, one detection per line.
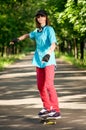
44 121 56 125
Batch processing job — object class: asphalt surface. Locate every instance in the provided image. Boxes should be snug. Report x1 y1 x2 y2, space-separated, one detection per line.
0 53 86 130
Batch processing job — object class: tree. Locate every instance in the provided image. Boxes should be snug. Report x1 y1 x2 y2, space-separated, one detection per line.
64 0 86 59
46 0 86 60
0 0 48 56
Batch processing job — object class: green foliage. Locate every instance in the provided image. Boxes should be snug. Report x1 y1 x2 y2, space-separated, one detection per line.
0 0 47 56
65 0 86 36
0 0 86 68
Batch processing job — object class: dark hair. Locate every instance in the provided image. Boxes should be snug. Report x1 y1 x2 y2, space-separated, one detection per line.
35 16 50 28
35 10 50 28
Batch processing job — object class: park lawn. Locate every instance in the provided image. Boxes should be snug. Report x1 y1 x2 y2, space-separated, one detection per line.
0 51 86 71
55 51 86 69
0 54 25 70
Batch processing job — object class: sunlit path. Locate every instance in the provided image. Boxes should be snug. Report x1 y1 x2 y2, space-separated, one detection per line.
0 54 86 130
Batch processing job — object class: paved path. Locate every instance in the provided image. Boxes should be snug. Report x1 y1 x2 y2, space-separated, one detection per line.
0 53 86 130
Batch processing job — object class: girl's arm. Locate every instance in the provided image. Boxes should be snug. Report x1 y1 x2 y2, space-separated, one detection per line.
18 34 29 41
48 43 56 55
10 34 29 44
42 43 56 62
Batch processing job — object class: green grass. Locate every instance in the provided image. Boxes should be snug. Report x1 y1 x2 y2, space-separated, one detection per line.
55 51 86 69
0 54 25 71
0 51 86 71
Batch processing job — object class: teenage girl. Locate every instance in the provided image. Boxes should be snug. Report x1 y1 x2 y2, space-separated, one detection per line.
10 9 61 119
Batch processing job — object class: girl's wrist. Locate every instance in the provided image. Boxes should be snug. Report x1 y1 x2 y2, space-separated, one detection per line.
48 49 52 55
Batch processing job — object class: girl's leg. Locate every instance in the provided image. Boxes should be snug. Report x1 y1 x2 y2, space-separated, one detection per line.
36 67 51 110
45 65 60 112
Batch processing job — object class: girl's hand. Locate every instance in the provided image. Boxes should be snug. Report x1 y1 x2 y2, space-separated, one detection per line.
42 54 50 62
10 38 19 44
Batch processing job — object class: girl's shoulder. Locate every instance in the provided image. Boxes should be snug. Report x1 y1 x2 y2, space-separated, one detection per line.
33 28 38 32
46 25 53 29
45 25 55 33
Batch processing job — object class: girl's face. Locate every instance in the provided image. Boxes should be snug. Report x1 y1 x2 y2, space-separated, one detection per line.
36 15 46 26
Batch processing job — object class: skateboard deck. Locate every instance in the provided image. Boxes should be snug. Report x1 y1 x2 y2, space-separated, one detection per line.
40 118 56 125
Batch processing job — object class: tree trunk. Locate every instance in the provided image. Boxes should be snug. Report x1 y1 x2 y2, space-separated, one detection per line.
74 38 78 59
80 40 84 60
1 45 4 57
67 40 71 54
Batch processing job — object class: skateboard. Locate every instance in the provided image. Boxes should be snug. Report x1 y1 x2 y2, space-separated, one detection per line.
40 117 56 125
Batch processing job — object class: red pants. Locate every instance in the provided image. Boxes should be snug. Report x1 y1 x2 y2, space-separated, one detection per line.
36 65 60 112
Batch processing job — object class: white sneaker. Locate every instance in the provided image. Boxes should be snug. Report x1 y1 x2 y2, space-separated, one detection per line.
38 108 49 117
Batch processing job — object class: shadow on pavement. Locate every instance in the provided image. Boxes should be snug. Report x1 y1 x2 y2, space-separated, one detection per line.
0 54 86 130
